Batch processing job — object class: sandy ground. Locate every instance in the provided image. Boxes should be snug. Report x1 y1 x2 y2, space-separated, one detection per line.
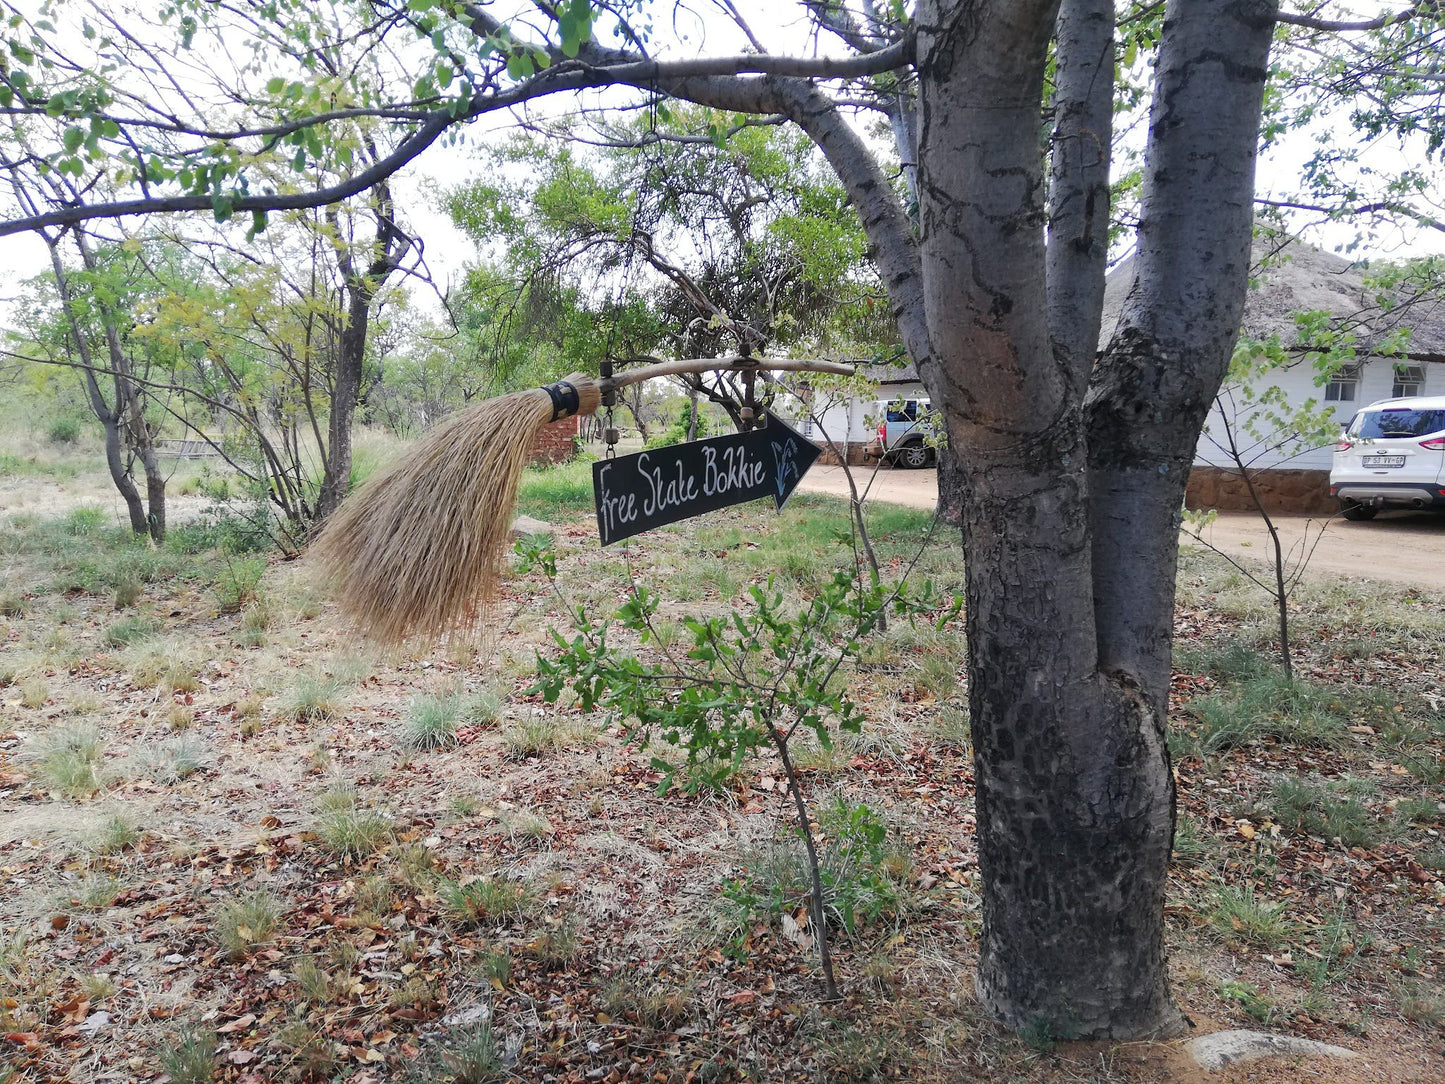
798 464 1445 591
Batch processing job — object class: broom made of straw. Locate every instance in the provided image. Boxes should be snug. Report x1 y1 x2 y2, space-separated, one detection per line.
310 358 854 644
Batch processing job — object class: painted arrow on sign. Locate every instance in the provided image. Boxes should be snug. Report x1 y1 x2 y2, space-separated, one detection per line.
592 413 821 546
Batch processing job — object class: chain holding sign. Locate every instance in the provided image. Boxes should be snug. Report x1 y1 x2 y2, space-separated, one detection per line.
592 413 821 546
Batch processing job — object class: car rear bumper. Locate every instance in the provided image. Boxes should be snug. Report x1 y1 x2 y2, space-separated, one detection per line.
1331 479 1445 510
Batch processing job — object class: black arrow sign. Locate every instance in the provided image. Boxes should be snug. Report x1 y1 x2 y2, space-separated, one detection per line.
592 413 821 546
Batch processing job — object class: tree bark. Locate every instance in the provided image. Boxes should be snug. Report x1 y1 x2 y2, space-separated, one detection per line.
316 183 407 523
906 0 1273 1038
1087 0 1279 705
934 445 965 528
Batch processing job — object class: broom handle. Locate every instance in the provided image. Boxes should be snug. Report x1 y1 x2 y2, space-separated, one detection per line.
598 356 855 393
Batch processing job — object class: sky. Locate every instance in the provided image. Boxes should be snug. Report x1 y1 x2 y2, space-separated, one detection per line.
2 1 1443 326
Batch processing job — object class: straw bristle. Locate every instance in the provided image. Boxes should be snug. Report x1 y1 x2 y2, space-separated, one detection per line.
311 374 600 644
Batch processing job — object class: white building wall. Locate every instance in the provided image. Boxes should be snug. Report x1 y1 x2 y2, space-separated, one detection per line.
1194 357 1438 472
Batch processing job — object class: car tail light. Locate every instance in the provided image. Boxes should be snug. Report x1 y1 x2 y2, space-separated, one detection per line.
1420 436 1445 450
1335 439 1353 451
878 421 887 446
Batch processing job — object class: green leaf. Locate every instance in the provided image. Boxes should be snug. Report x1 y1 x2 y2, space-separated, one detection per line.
265 76 286 95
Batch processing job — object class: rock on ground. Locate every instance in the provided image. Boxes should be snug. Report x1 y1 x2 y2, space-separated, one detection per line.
1186 1029 1358 1071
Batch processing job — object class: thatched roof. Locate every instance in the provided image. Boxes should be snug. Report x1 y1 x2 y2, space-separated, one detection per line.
1101 234 1445 362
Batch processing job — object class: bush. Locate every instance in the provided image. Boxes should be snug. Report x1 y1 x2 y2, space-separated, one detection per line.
644 403 712 449
46 417 81 444
157 1026 217 1084
279 672 347 723
33 725 106 797
315 790 393 858
214 556 265 614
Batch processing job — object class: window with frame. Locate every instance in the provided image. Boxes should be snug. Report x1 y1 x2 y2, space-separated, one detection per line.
1392 363 1425 398
1325 363 1360 403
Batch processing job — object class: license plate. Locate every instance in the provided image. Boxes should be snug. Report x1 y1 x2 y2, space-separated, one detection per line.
1362 455 1405 467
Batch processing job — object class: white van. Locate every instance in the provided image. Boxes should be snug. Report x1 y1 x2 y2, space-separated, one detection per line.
1330 396 1445 520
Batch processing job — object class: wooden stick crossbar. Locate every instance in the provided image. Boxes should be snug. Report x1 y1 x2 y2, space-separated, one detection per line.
599 356 855 396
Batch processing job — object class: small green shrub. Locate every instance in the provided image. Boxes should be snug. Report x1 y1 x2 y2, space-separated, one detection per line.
20 677 48 709
440 876 535 926
502 716 563 759
33 725 106 797
531 917 580 966
1394 795 1445 826
104 614 162 647
293 956 332 1002
111 577 143 609
235 598 271 647
1207 884 1294 948
315 790 393 858
214 556 265 614
280 672 346 723
436 1022 506 1084
1269 777 1384 847
93 814 140 854
1220 979 1276 1024
157 1026 217 1084
144 736 209 783
1186 674 1358 752
75 873 123 910
722 796 914 945
600 972 692 1029
215 891 281 959
402 693 463 750
64 506 107 536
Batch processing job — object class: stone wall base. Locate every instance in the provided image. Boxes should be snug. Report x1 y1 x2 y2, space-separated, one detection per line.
816 443 871 467
1186 466 1335 516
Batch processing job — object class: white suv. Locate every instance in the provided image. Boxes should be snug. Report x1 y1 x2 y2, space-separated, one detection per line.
1330 395 1445 520
866 398 939 469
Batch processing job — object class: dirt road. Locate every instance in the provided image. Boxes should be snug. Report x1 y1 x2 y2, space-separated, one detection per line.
798 464 1445 590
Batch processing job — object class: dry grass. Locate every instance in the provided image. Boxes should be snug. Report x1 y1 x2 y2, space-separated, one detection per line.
310 376 599 644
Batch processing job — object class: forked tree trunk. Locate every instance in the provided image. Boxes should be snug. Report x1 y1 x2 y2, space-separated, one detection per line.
46 235 166 540
912 0 1277 1037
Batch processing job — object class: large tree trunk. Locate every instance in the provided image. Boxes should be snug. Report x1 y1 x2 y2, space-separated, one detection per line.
911 0 1276 1038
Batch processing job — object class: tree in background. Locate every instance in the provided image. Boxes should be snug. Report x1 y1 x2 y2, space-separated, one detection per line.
7 231 173 541
444 115 893 432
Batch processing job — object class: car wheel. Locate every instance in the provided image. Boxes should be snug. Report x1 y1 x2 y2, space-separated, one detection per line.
1340 501 1377 521
896 442 933 469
